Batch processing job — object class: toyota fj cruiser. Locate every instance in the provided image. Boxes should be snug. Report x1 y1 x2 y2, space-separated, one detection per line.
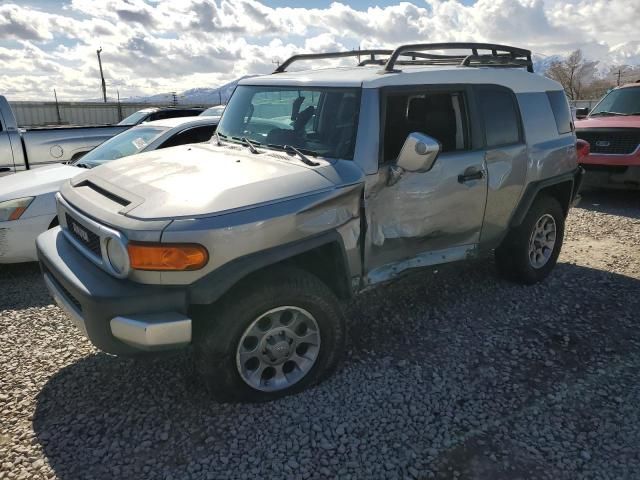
38 43 583 401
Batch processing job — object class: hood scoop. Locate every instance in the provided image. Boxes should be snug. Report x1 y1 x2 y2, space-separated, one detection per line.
71 176 143 215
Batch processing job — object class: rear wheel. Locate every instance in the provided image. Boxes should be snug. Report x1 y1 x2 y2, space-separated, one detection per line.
194 266 346 402
496 195 565 284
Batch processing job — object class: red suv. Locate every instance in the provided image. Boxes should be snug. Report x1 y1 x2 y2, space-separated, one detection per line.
575 82 640 189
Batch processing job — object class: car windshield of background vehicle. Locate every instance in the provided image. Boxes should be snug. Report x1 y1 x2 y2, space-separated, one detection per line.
590 88 640 116
74 126 167 168
200 106 225 117
118 110 153 125
216 85 361 160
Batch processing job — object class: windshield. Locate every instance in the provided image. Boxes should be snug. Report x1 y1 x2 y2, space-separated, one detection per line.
216 85 361 160
74 126 167 168
590 87 640 116
118 110 154 125
201 106 225 117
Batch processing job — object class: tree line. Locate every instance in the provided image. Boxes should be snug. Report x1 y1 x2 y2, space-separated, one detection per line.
544 49 640 100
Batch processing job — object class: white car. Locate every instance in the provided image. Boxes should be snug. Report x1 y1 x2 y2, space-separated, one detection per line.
0 116 217 263
199 105 225 118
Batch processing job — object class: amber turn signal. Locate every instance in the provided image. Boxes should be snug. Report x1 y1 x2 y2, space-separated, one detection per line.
127 242 209 271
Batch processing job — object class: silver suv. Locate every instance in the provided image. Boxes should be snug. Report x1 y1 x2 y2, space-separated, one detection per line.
38 43 583 401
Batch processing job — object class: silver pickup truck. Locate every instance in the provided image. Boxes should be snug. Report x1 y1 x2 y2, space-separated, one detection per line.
0 95 131 175
38 43 584 402
0 97 205 175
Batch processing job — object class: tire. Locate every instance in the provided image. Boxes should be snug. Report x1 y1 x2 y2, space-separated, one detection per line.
495 195 565 285
193 266 346 402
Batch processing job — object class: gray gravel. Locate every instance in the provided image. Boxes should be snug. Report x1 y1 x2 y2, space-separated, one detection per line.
1 190 639 480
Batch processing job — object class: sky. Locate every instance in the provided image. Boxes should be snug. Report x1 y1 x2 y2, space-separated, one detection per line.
0 0 639 101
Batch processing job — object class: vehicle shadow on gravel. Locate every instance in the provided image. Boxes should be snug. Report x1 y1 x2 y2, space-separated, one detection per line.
32 260 640 480
578 189 640 219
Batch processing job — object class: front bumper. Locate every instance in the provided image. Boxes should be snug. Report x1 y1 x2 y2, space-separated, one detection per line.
37 227 192 356
580 165 640 189
579 146 640 189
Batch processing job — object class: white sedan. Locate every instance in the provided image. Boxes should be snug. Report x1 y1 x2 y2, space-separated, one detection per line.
0 116 217 263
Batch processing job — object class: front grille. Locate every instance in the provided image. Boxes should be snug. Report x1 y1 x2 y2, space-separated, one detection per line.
65 213 101 257
582 165 628 174
576 130 640 155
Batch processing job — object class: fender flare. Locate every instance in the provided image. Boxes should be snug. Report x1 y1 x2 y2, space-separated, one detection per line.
509 167 583 227
187 230 351 306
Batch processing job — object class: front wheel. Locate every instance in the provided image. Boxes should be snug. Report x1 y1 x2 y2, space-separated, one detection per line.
496 195 565 284
194 266 346 402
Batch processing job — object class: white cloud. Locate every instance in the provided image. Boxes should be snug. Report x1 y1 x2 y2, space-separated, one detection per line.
0 0 638 100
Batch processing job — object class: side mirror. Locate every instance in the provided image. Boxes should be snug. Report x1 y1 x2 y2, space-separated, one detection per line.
575 107 589 118
396 132 441 173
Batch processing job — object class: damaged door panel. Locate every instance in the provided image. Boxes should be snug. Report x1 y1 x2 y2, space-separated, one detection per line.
364 148 488 283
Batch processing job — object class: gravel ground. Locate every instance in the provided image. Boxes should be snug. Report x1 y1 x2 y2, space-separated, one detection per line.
1 190 639 480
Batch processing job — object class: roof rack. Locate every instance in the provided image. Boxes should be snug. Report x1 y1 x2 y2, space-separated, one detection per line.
381 42 534 73
274 42 533 74
274 50 393 73
273 49 446 73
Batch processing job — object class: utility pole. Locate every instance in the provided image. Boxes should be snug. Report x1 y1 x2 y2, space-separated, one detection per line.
116 89 123 122
53 89 61 124
218 90 222 105
617 69 622 86
171 91 178 106
96 47 107 103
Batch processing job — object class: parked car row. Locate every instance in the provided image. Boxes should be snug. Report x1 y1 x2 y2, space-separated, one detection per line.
0 116 218 263
28 43 586 402
0 97 209 175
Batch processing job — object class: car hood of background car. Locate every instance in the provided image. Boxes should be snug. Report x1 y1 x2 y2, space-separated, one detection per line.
575 116 640 129
0 164 82 202
73 143 337 220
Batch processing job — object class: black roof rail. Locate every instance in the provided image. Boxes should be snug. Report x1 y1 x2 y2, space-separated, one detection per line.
381 42 533 73
274 50 393 73
274 43 534 74
274 49 444 73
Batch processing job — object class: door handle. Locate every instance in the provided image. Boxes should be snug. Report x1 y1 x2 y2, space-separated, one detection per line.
0 167 11 173
458 168 484 183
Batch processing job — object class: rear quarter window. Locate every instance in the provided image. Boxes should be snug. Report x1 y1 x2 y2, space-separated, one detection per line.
546 90 573 134
476 86 522 148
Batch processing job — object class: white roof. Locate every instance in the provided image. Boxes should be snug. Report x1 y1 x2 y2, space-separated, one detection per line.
241 64 562 94
137 116 219 129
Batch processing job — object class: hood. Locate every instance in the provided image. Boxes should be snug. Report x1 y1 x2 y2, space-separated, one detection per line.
575 116 640 129
0 164 82 201
73 143 335 220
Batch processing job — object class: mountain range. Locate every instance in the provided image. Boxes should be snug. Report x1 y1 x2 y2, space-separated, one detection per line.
119 75 256 105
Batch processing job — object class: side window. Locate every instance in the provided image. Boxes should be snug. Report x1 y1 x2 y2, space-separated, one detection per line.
382 90 468 163
546 90 573 134
477 86 522 148
158 125 216 149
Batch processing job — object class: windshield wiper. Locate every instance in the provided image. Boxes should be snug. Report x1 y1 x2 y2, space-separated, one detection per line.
229 135 261 154
590 111 629 117
282 145 320 166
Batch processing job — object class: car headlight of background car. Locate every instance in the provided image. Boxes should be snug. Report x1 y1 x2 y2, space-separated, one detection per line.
0 197 34 222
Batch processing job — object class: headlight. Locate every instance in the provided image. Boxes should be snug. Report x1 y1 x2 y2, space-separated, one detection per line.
0 197 34 222
106 237 129 275
127 242 209 271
